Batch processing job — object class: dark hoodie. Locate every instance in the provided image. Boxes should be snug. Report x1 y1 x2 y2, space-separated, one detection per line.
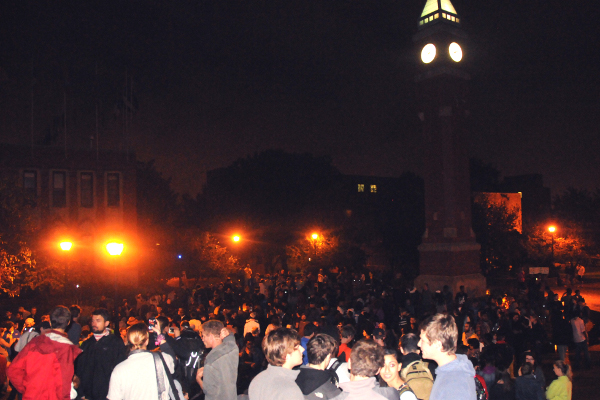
296 365 342 400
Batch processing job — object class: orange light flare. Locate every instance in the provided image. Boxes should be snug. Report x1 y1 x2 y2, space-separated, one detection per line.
548 226 556 233
106 242 124 256
59 241 73 251
311 233 319 240
232 235 241 243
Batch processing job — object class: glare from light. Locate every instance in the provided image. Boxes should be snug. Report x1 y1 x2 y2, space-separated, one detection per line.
178 255 182 259
548 226 556 233
106 242 124 256
311 233 319 240
76 284 80 288
59 242 73 251
232 235 241 242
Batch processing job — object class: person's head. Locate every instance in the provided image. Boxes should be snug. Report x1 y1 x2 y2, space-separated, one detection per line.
400 333 420 355
418 313 458 360
31 307 37 315
373 328 386 347
463 321 471 332
520 362 533 376
553 360 572 381
262 327 303 368
24 318 35 329
307 333 336 368
341 324 355 344
381 347 403 388
50 306 71 331
127 323 149 351
348 340 384 378
90 309 111 334
304 322 317 338
69 305 81 320
202 320 224 348
156 316 170 334
523 351 536 367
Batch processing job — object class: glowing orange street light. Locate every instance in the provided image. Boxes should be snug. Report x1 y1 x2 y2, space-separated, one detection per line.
548 226 556 233
59 241 73 251
232 235 241 243
311 233 319 240
106 242 124 256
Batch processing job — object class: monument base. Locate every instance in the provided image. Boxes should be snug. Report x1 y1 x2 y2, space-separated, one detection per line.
414 272 487 298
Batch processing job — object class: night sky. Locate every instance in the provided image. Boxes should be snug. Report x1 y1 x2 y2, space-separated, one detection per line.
1 1 598 196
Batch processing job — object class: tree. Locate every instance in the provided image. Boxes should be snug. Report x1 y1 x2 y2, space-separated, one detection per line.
472 193 525 275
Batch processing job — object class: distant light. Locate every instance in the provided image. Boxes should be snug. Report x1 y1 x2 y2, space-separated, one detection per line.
311 233 318 240
308 258 312 261
106 242 124 256
156 243 160 246
178 255 182 259
548 226 556 233
76 284 80 288
59 242 73 251
233 235 241 242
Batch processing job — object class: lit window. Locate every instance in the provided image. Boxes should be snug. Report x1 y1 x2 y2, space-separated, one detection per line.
23 171 37 196
434 13 439 19
107 173 120 207
80 173 94 208
370 185 377 193
52 171 67 208
358 184 365 192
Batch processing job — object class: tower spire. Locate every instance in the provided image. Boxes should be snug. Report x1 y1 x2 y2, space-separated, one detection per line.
419 0 460 28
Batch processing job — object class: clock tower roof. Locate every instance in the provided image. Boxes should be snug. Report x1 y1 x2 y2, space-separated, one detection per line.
419 0 460 29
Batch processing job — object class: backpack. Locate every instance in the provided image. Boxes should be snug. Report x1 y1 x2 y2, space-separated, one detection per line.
474 374 488 400
400 360 434 400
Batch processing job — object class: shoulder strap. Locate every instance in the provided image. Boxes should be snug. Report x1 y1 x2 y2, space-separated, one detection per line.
158 352 181 400
152 352 167 400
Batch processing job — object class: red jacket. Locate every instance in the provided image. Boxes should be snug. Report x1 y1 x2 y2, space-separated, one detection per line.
7 330 82 400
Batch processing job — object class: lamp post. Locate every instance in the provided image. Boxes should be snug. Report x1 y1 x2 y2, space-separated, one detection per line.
548 226 556 263
59 241 73 298
106 242 124 319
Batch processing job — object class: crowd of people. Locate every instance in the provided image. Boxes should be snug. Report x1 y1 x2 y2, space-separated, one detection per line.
0 266 590 400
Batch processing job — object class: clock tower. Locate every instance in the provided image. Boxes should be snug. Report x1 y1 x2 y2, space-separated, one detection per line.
414 0 486 295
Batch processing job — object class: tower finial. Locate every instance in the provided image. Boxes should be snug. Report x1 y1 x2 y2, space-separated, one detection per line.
419 0 460 28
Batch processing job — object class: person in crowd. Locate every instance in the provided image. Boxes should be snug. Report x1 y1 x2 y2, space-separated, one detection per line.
514 362 544 400
380 347 417 400
302 322 318 364
14 318 37 353
107 322 179 400
249 327 305 400
67 305 82 345
418 313 475 400
399 333 434 400
489 369 514 400
196 320 238 400
7 306 82 400
570 308 591 370
338 325 355 362
296 333 342 400
75 308 128 400
521 351 545 391
545 360 572 400
332 339 399 400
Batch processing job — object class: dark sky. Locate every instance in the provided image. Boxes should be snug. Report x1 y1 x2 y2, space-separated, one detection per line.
1 1 599 196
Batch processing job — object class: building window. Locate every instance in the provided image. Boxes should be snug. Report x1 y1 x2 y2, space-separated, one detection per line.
358 184 364 192
23 171 37 196
52 171 67 208
80 173 94 208
370 185 377 193
107 173 120 207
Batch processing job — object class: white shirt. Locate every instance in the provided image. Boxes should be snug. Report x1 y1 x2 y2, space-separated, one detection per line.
571 317 586 343
107 351 174 400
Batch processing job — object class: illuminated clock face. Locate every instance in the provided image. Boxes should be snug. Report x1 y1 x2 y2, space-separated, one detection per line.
449 42 462 62
421 43 436 64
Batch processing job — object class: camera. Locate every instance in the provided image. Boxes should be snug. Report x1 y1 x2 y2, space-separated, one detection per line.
148 318 156 331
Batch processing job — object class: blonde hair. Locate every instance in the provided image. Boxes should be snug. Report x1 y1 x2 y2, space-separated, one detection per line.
127 323 149 351
554 360 572 381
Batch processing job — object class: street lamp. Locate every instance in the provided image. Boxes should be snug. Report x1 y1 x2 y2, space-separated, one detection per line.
232 235 241 243
548 226 556 262
106 242 124 319
59 241 73 251
311 233 319 240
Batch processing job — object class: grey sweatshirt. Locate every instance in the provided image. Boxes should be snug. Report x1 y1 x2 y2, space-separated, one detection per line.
429 354 476 400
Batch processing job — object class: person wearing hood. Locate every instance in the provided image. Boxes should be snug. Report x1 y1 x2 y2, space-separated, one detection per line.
296 333 342 400
418 313 476 400
7 306 82 400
